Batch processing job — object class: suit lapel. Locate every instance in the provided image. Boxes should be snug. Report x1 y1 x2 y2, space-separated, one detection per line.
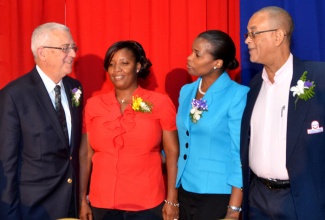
31 70 69 148
286 58 309 160
245 75 263 123
180 80 199 131
241 72 263 170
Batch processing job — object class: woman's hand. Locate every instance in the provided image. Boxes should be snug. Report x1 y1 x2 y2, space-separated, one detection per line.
224 208 240 219
79 134 94 220
79 200 93 220
224 186 242 219
162 130 180 220
162 203 179 220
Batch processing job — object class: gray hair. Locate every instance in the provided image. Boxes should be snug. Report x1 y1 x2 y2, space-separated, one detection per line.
31 22 70 58
256 6 294 41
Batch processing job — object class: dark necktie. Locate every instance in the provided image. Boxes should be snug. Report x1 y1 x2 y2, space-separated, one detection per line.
54 85 69 142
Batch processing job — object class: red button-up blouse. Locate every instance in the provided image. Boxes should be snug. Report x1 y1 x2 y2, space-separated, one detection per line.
83 86 176 211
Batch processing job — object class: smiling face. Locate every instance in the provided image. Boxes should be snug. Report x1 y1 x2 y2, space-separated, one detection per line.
187 37 217 77
245 11 278 65
107 48 140 90
38 29 77 83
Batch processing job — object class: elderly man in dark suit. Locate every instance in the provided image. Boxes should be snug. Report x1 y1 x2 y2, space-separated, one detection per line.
240 6 325 220
0 22 83 219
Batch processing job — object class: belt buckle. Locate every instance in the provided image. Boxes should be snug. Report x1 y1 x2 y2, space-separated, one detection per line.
265 179 275 189
266 178 289 190
259 177 278 190
266 181 273 189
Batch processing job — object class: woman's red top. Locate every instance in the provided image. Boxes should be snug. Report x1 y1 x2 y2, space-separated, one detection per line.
83 86 176 211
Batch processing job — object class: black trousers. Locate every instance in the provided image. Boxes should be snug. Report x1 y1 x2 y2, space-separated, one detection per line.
91 202 164 220
178 186 230 220
248 176 297 219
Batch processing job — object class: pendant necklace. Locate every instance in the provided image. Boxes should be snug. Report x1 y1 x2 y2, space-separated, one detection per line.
198 79 206 95
119 97 131 104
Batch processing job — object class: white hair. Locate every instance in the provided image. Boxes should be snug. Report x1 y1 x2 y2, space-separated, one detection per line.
31 22 70 58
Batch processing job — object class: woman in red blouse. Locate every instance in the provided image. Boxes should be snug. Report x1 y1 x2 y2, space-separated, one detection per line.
79 41 179 220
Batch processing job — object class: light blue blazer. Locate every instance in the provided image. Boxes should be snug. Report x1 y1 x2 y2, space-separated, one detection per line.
176 72 249 194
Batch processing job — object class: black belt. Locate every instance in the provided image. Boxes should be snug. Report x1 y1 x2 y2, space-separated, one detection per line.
257 176 290 190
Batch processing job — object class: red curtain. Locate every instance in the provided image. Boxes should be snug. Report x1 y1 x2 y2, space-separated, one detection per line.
0 0 65 90
1 0 240 107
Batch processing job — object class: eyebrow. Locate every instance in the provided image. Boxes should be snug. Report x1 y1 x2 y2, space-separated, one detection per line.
61 43 76 46
248 26 257 31
193 48 202 54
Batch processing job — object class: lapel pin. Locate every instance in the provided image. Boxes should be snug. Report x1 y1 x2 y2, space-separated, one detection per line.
307 120 323 134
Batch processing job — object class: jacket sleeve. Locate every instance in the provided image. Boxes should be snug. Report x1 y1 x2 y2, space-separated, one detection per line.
227 86 249 188
0 88 22 220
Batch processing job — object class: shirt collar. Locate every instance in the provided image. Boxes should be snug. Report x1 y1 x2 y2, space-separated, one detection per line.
262 53 293 86
36 65 63 93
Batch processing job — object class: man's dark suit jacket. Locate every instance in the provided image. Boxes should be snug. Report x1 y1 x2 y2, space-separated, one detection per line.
0 67 83 219
240 57 325 219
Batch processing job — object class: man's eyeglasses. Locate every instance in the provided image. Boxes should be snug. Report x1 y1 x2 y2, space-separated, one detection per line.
244 29 278 39
42 44 78 53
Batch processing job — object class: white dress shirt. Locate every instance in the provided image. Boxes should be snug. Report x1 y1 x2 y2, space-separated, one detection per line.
36 65 72 143
249 54 293 180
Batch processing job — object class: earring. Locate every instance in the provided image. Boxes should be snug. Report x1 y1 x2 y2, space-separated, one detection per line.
213 67 217 70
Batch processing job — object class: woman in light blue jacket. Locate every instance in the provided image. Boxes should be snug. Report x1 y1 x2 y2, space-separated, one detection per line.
176 30 249 220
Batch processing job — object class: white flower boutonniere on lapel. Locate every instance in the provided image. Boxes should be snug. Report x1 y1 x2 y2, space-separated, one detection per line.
71 87 82 107
290 71 315 109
